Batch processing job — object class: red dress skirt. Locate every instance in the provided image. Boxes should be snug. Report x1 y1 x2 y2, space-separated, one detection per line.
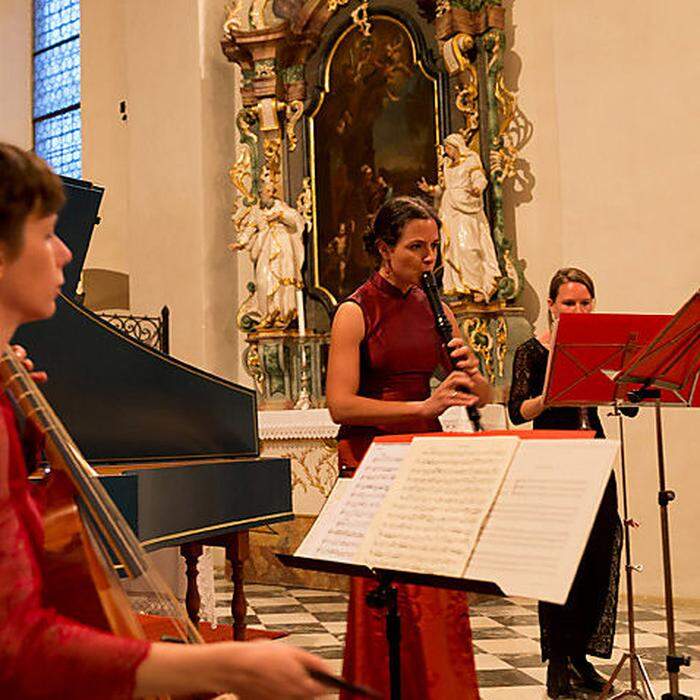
337 273 479 699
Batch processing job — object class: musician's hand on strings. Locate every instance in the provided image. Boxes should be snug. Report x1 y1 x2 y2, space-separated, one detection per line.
11 344 47 384
421 370 479 419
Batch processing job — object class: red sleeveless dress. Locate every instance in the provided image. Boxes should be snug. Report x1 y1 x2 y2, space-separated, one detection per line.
338 273 479 700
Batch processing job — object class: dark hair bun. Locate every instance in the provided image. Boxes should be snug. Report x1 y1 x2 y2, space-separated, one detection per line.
364 196 440 264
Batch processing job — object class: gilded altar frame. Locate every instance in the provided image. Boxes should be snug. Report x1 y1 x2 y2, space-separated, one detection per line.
221 0 532 401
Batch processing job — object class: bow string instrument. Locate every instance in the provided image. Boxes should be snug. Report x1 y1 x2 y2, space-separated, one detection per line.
0 348 205 699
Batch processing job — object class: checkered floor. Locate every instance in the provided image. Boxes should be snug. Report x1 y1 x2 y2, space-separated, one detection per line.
214 579 700 698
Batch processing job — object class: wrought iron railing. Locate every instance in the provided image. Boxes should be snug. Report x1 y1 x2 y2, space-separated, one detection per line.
97 306 170 354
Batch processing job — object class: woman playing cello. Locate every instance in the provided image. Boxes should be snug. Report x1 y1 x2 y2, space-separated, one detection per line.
0 143 331 699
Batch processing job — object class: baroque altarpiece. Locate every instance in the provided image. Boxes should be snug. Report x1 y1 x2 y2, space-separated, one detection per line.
222 0 532 408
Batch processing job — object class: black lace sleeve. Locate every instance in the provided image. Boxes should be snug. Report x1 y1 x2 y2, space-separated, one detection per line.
508 343 533 425
508 339 547 425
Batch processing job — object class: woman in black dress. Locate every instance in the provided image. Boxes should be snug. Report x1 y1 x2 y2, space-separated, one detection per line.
508 268 622 699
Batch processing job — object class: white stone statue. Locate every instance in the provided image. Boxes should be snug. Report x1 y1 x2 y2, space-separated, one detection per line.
230 179 306 327
418 132 501 301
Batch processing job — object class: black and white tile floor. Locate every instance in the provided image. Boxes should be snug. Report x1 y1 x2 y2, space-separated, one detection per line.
215 580 700 699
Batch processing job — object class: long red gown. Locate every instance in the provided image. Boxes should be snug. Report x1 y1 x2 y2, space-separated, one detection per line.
0 394 151 699
337 272 479 699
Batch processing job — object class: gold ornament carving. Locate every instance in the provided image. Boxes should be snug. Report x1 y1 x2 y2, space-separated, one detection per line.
242 340 264 392
285 100 304 152
435 0 450 17
351 2 372 37
262 136 282 194
223 1 242 37
457 79 478 144
230 150 255 208
249 0 272 30
443 32 472 74
486 29 520 185
465 317 495 384
296 177 313 227
502 248 521 298
286 443 338 498
436 143 446 190
327 0 351 12
495 316 508 378
442 34 479 147
229 109 259 218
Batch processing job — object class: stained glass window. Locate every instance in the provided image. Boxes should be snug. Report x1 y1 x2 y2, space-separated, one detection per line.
33 0 81 179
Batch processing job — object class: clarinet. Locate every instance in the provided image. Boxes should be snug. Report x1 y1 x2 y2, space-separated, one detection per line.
420 271 484 432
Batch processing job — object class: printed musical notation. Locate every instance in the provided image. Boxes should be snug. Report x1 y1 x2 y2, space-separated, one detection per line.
295 435 619 605
359 437 518 577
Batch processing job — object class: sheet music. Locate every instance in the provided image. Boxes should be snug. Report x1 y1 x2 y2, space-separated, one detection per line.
296 441 411 564
295 476 352 558
359 436 518 577
466 439 618 604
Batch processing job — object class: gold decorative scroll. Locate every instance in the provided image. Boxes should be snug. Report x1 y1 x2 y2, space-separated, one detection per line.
229 108 259 207
486 29 519 184
351 1 371 36
285 100 304 151
223 1 242 37
328 0 351 12
465 316 495 384
296 177 313 227
230 149 255 207
495 316 508 378
262 135 282 194
443 33 472 74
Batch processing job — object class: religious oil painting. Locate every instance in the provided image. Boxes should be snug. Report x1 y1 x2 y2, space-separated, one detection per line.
311 16 439 304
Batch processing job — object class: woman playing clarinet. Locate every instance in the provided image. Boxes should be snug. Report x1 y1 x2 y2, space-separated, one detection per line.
326 196 492 699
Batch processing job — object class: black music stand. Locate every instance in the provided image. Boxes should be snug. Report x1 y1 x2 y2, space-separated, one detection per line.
615 291 700 700
277 554 504 700
543 313 670 699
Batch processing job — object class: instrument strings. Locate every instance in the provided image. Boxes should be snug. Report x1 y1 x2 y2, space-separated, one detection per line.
0 349 202 644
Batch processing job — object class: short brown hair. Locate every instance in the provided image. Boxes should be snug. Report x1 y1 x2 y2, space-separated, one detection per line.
548 266 596 302
0 144 65 259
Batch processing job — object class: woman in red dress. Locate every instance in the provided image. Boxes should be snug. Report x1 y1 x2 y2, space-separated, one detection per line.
326 196 492 699
0 143 331 699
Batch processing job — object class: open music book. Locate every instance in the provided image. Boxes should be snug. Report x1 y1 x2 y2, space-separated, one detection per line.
296 434 619 605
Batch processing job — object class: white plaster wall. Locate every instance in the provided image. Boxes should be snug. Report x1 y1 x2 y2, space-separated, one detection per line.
0 0 32 147
80 0 129 274
81 0 240 377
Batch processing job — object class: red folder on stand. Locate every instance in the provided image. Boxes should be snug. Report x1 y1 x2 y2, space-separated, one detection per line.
615 291 700 407
543 313 675 407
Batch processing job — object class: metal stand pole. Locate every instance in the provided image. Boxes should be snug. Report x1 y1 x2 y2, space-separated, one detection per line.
652 402 691 700
367 576 401 700
598 409 655 699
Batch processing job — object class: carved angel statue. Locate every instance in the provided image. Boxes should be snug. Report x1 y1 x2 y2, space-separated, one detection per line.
418 132 501 301
229 177 306 328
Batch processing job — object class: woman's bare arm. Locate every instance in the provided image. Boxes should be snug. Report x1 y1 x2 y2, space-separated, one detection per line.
326 302 480 426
